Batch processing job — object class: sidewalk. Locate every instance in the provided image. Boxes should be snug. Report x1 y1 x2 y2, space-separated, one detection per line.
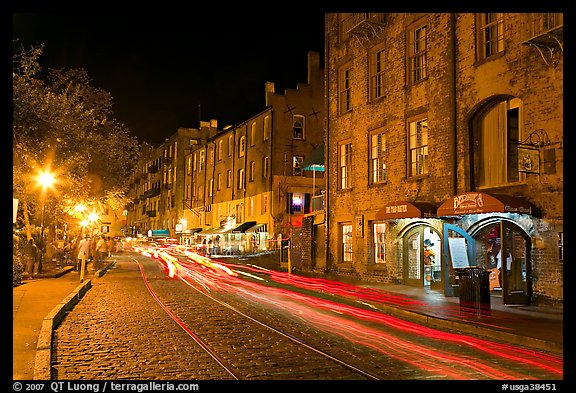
13 260 112 380
12 253 563 380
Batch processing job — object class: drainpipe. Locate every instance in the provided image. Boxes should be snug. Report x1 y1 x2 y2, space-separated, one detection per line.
324 15 331 273
451 13 458 196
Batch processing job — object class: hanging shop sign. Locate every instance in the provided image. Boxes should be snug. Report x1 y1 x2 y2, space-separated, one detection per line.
437 192 532 216
518 146 540 174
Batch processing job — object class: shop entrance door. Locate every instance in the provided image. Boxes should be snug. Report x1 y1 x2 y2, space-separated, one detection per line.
403 226 442 289
501 221 532 305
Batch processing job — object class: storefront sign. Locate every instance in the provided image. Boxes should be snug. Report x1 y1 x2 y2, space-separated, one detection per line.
518 146 540 174
438 192 532 216
376 201 438 220
453 192 484 213
386 204 408 215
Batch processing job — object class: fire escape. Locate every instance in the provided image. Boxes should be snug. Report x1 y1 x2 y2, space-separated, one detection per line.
341 13 387 48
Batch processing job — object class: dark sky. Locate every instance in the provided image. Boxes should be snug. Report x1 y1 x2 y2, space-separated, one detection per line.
12 12 325 144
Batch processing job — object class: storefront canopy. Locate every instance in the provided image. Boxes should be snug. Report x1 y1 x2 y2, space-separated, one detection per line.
148 229 170 237
245 223 268 233
302 143 325 171
232 221 257 233
182 227 202 234
198 227 222 235
375 201 438 220
437 192 532 216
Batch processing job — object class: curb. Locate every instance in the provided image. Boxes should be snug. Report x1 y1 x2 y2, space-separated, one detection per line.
33 260 115 380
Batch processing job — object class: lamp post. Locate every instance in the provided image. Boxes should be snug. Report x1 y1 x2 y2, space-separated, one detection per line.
37 170 55 274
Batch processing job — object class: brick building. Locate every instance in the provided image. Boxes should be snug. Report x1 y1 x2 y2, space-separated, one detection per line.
182 51 325 256
125 128 206 239
125 52 325 255
321 13 563 307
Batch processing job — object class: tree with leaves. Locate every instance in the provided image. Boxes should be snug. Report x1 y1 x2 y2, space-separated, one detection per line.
13 43 140 273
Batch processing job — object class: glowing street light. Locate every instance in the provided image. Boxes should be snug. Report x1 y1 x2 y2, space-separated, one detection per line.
36 168 56 274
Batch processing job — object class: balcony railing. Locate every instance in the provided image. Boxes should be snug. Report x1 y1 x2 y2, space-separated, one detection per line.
143 187 161 198
523 13 563 48
341 13 387 41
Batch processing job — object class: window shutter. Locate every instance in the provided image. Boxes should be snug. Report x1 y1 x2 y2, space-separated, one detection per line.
287 192 293 214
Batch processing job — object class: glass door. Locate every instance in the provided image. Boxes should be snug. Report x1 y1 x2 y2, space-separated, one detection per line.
404 225 442 288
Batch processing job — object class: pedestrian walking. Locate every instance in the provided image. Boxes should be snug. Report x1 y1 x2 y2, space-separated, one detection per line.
77 235 91 281
96 236 108 270
107 236 115 257
23 238 39 275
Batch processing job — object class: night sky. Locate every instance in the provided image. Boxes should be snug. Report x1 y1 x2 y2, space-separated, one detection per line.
12 12 326 144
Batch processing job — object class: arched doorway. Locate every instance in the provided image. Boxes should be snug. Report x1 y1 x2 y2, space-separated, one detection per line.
403 225 442 289
470 219 532 305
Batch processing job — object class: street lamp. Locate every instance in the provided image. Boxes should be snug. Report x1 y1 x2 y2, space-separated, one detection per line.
36 169 56 274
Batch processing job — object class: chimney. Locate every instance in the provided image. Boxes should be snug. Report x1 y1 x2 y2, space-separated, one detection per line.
265 81 275 106
307 51 320 85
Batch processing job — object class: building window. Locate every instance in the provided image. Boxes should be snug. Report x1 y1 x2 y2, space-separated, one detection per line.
408 118 428 177
293 115 305 139
293 155 304 176
407 22 428 84
370 131 386 184
239 136 246 158
473 99 522 188
264 115 271 141
289 192 305 214
228 135 234 157
193 153 197 171
249 197 255 217
238 169 244 189
250 122 256 146
262 156 269 178
199 150 205 171
373 222 386 264
217 173 221 191
218 140 223 161
477 13 504 60
208 179 213 197
249 161 255 182
369 46 386 101
339 142 352 189
341 223 353 263
227 170 232 188
339 65 352 114
186 156 192 175
262 194 268 214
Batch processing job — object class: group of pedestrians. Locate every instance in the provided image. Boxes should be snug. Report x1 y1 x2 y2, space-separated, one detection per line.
74 234 119 271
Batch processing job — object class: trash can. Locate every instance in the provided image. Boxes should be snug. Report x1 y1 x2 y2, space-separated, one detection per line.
455 267 491 316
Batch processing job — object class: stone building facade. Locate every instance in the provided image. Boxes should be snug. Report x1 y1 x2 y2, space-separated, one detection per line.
322 13 563 307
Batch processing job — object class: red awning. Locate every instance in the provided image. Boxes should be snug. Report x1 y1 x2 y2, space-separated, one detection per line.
375 201 438 220
437 192 532 216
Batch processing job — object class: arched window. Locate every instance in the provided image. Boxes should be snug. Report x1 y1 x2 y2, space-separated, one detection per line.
472 98 523 188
